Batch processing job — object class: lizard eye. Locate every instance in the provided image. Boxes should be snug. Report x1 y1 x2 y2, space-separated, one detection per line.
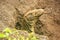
26 13 35 21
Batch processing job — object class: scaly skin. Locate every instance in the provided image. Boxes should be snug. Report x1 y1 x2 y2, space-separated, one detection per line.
24 9 45 32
